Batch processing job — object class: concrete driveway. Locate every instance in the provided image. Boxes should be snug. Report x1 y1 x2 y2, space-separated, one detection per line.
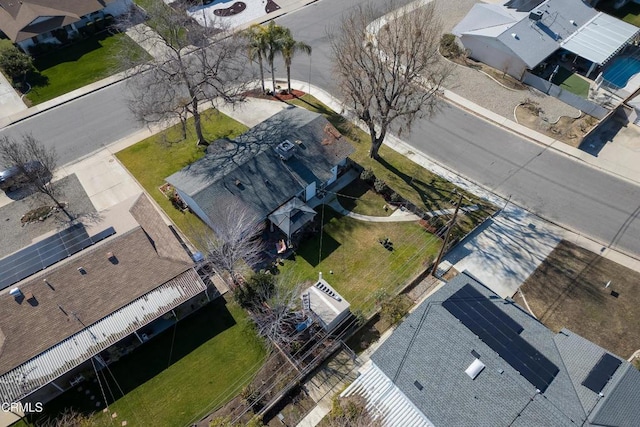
0 72 27 118
443 206 562 298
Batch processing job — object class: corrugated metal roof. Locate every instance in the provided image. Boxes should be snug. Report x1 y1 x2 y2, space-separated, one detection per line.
0 269 206 403
561 12 640 65
341 360 434 427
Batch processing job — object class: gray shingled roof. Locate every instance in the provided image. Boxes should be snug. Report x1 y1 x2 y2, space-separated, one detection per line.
370 272 639 427
496 0 598 68
166 107 354 229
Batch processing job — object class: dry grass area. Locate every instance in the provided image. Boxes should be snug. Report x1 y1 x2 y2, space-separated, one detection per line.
519 240 640 358
515 103 598 147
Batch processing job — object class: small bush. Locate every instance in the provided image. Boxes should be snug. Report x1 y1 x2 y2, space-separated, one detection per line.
440 33 463 58
380 295 412 326
360 167 375 183
0 46 34 80
373 178 387 194
390 192 402 203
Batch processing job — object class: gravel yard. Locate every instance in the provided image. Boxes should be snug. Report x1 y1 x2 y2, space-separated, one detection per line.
0 174 96 258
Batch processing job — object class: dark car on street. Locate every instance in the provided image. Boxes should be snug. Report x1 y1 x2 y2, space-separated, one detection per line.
0 161 48 192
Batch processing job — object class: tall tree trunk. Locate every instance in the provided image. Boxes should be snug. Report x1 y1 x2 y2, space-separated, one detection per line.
46 191 73 221
286 61 292 94
258 52 266 94
270 58 276 93
192 97 206 146
368 125 386 160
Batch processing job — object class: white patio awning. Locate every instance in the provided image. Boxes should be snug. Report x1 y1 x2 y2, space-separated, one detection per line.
561 12 640 65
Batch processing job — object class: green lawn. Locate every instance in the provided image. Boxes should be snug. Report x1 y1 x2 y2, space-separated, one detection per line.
34 298 265 427
552 66 590 99
116 109 248 244
337 178 392 217
25 32 149 105
285 95 496 239
280 206 441 315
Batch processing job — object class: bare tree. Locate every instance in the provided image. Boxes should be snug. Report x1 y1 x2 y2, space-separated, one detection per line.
329 1 451 159
117 0 253 145
194 199 265 286
249 277 306 349
0 134 72 219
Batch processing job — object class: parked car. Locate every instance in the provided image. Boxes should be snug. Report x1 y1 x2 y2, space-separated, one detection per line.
0 161 48 192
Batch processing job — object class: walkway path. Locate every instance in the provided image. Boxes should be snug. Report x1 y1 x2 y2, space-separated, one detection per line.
0 71 27 118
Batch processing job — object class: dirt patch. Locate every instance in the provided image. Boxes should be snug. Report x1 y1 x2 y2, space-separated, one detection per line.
519 240 640 359
515 101 598 147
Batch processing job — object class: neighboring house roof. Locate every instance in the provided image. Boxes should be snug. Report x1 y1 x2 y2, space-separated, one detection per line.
0 0 115 42
354 271 639 427
342 360 434 427
0 195 196 389
166 107 354 230
454 0 637 69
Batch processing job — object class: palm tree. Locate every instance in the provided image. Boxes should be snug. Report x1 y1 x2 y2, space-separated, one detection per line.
263 21 288 93
246 24 268 93
280 30 312 94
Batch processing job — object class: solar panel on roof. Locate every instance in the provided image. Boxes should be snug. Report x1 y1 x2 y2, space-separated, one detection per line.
0 225 117 291
443 283 559 392
582 353 622 393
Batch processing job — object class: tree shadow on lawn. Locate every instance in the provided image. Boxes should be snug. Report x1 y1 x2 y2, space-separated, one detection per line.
376 156 453 212
40 297 237 417
33 32 116 71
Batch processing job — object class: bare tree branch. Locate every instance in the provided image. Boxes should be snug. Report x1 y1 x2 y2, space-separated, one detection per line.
192 199 265 286
0 134 73 219
329 0 453 159
116 0 254 145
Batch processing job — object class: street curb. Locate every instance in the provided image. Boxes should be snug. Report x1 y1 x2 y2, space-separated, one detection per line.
0 0 319 129
287 79 640 267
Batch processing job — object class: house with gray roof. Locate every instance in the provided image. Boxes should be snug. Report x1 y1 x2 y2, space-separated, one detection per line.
166 106 354 242
453 0 639 81
342 271 640 427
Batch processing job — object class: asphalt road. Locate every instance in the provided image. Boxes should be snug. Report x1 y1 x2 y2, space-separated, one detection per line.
277 0 640 256
1 82 141 165
0 0 638 257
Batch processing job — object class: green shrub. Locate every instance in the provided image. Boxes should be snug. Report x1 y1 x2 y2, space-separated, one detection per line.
380 295 411 326
0 46 34 80
440 33 463 58
360 167 375 183
373 177 387 194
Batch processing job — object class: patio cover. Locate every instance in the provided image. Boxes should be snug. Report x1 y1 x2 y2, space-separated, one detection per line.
268 198 316 240
561 12 640 66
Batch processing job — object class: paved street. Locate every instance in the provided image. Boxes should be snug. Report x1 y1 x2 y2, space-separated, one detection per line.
0 0 638 257
276 0 640 257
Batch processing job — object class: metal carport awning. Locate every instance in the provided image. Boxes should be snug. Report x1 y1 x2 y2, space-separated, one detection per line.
561 12 640 66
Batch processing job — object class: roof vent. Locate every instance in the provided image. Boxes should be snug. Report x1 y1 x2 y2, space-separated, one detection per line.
315 281 342 301
529 10 543 22
77 267 87 275
465 358 486 380
107 252 118 265
9 287 22 298
275 140 296 160
570 19 576 25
